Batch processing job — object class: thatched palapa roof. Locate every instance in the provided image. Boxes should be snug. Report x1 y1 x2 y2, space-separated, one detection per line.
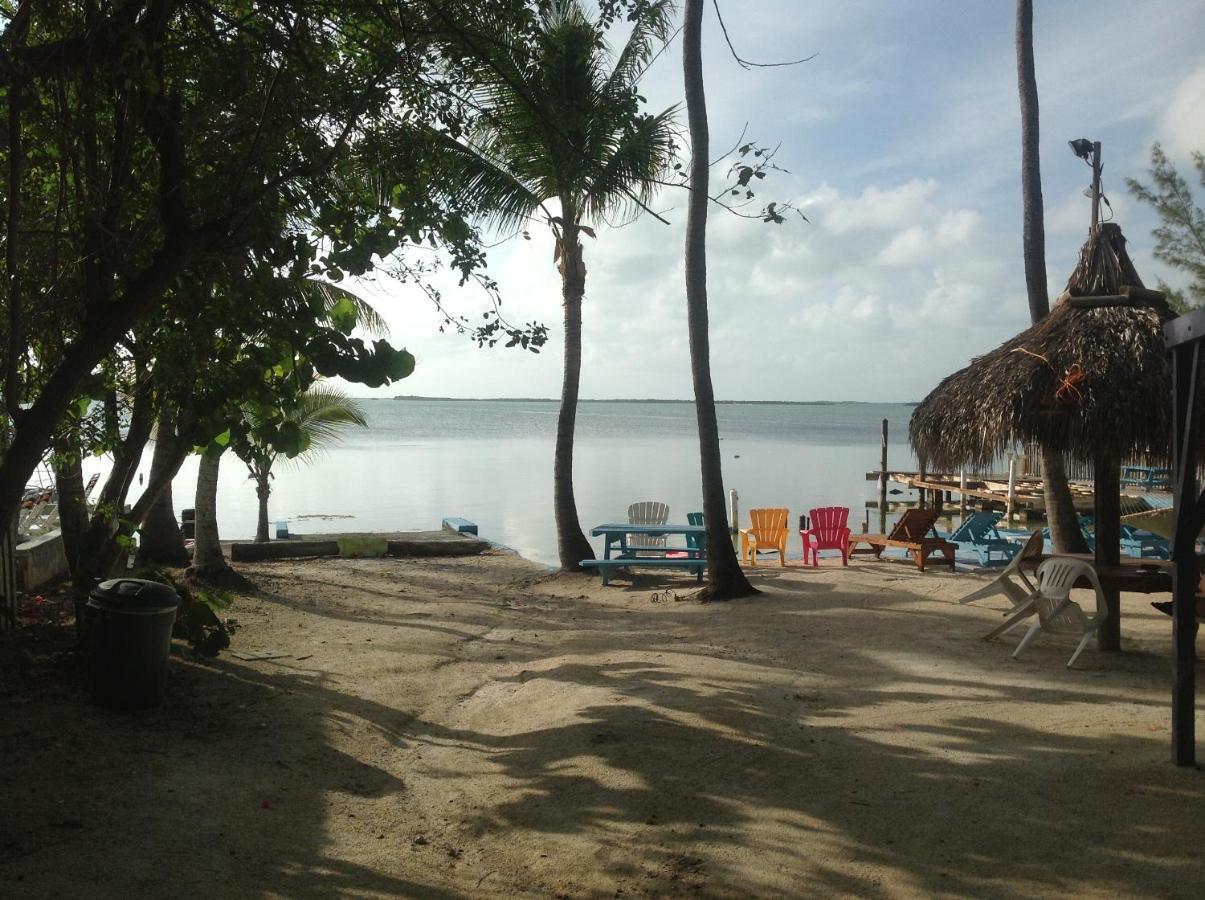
910 224 1176 470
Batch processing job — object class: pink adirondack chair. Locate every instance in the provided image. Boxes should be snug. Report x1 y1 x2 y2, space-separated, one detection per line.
800 507 851 567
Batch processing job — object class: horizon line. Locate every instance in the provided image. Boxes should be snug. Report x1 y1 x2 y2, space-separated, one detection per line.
362 395 920 405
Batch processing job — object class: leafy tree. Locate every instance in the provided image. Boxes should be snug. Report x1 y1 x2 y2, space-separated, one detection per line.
1015 0 1088 554
236 383 368 544
0 0 522 532
1127 143 1205 311
426 0 677 569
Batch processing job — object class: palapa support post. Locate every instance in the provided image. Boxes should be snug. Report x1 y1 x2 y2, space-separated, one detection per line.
729 489 739 538
1094 454 1122 652
879 419 888 534
959 469 968 520
1166 312 1203 767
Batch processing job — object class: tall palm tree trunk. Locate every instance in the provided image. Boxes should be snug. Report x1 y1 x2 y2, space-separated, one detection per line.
139 417 189 564
554 227 595 570
255 468 271 543
1016 0 1089 553
683 0 756 599
190 449 231 576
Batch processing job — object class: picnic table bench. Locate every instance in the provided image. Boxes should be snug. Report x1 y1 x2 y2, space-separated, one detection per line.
582 523 707 586
1120 464 1171 491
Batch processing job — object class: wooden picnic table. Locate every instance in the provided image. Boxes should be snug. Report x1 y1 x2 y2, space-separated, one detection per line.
1021 553 1177 595
583 523 708 586
1023 553 1172 594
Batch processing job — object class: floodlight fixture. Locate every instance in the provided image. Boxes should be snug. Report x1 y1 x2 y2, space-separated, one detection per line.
1069 138 1094 162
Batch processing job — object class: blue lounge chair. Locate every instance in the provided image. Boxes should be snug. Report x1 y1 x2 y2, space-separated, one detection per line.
947 511 1019 566
1043 516 1170 559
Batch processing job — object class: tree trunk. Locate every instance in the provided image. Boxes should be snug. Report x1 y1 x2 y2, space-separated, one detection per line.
189 449 231 576
553 221 596 571
255 467 271 543
138 417 189 565
51 425 88 576
1016 0 1089 553
682 0 756 600
51 426 91 633
1040 446 1089 553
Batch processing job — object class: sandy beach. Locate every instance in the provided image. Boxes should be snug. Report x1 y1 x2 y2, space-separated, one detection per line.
2 550 1203 898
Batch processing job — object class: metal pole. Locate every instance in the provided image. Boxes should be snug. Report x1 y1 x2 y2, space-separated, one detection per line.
729 489 739 537
1090 141 1102 231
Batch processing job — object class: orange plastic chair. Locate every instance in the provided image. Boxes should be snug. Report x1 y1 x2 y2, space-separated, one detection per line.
800 506 851 566
741 508 789 567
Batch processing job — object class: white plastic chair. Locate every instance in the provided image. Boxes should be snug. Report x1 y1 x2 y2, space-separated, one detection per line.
627 501 670 551
1004 557 1107 668
960 529 1043 610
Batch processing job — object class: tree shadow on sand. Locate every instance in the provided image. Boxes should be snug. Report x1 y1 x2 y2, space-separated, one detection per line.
6 562 1202 898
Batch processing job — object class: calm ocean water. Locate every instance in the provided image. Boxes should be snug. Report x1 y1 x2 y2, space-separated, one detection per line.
106 399 920 567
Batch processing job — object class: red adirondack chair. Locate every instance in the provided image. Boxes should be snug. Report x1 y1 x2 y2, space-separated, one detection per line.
800 506 851 567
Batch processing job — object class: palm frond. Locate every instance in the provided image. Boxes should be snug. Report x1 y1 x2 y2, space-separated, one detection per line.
602 0 676 100
432 0 678 233
299 280 390 337
287 383 369 464
421 127 547 232
583 107 678 223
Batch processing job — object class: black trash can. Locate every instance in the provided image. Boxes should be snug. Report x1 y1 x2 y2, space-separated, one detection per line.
87 578 180 710
180 508 195 540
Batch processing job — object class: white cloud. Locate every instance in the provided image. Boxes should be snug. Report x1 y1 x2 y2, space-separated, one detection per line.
1160 64 1205 160
332 1 1204 403
823 179 937 235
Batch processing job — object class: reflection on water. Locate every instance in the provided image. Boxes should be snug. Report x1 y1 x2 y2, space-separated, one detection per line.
99 400 919 568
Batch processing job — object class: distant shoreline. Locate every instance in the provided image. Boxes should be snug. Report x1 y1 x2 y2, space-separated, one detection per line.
384 395 918 406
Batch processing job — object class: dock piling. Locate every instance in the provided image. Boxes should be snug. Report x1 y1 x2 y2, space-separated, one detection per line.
879 419 888 533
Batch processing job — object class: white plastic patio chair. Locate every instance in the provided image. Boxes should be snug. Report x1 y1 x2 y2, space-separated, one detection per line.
1004 557 1107 668
960 529 1044 609
627 500 670 551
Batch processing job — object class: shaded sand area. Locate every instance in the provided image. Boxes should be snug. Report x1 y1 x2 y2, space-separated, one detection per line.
3 552 1204 898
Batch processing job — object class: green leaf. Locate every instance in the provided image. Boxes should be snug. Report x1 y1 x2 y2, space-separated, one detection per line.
328 296 358 334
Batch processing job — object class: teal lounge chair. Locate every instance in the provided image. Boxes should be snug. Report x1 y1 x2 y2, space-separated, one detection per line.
948 511 1019 567
1043 516 1170 559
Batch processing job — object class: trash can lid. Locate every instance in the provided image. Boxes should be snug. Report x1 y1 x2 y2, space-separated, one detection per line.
89 578 180 610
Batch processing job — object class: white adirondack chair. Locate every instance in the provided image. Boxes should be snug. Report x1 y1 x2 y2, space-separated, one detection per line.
1004 557 1107 668
960 529 1044 616
627 501 670 551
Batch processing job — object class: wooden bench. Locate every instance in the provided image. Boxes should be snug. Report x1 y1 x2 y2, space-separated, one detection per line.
580 556 705 587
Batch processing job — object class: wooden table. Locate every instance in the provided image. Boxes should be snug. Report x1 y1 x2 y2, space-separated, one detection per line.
581 523 708 586
1022 554 1174 594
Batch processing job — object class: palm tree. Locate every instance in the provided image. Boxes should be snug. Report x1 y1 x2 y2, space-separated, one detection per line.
241 383 368 542
436 0 677 569
681 0 756 599
1015 0 1089 553
190 446 230 577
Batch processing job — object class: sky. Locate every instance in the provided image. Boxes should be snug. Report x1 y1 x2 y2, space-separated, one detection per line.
341 0 1205 402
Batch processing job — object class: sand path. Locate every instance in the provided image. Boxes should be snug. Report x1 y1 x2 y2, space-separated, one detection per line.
2 552 1203 898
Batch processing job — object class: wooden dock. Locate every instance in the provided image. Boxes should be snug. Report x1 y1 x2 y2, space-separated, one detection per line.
864 471 1155 520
